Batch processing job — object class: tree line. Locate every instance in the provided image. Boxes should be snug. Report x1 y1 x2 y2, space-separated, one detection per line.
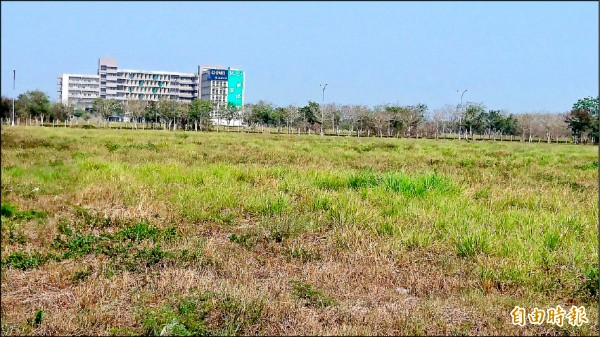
1 90 597 144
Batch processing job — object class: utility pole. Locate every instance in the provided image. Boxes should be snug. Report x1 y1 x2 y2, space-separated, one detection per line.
320 83 327 136
12 70 15 126
457 89 467 140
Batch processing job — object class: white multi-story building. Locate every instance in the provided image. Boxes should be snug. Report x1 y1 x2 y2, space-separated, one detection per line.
57 74 100 111
116 69 197 102
97 58 199 103
199 65 245 118
98 58 119 100
59 58 244 116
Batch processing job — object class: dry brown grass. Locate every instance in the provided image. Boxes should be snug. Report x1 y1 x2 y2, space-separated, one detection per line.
1 126 597 335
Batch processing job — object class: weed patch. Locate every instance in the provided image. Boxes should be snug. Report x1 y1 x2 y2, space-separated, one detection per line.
576 161 598 170
140 291 263 336
72 266 92 284
284 247 322 262
1 202 16 217
2 251 49 270
116 221 160 242
228 232 258 250
26 310 45 328
0 202 46 220
290 280 337 307
578 264 599 301
6 227 27 245
105 142 120 152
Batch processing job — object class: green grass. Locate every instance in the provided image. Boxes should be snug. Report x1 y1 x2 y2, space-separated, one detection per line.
1 126 597 335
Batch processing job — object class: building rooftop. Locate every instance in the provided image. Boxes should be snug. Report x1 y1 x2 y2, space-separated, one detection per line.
119 69 196 76
58 73 100 78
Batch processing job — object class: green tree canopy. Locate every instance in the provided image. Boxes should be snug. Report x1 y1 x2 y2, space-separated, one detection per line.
250 101 275 125
92 98 121 121
565 96 599 142
0 96 11 119
462 102 486 134
49 102 73 122
222 103 241 125
298 101 320 126
158 99 179 122
189 99 213 128
15 90 50 118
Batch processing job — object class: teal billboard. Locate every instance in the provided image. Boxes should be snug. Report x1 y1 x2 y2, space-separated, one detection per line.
227 69 244 107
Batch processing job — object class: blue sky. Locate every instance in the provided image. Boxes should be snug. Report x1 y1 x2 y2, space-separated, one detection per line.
1 1 598 113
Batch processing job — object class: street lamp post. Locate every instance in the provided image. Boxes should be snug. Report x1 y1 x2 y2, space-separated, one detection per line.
457 89 467 140
320 83 327 136
12 70 15 126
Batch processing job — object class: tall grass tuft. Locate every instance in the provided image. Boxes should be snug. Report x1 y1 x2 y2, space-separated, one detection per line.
455 231 490 258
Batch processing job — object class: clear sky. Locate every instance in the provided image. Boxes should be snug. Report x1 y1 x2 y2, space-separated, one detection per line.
1 1 598 113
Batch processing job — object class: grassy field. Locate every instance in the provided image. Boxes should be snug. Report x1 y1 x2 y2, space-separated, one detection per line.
1 126 597 335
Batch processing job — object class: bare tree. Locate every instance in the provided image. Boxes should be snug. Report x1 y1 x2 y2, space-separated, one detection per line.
127 100 148 129
353 105 372 137
515 113 537 142
321 103 341 135
398 104 426 137
158 99 179 131
372 105 390 137
431 104 454 139
337 104 353 136
284 104 298 134
178 101 190 130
